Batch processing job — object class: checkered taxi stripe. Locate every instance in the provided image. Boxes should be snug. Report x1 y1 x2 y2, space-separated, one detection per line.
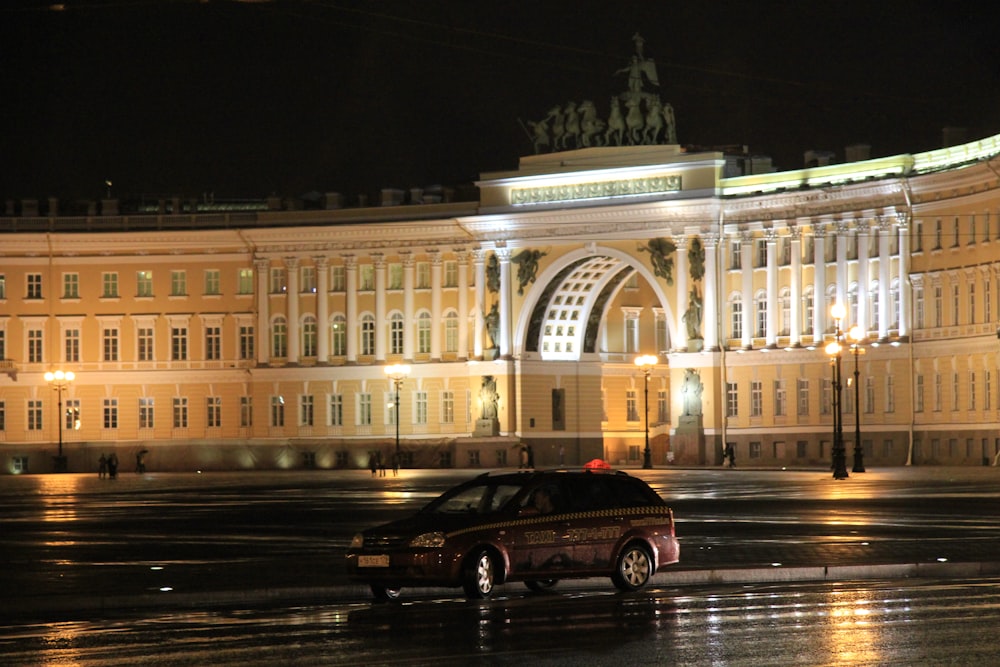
446 505 673 539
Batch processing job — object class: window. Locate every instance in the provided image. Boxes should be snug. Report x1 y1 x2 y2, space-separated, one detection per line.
934 373 942 411
27 273 43 299
358 393 372 426
173 397 188 428
750 381 763 417
331 265 346 292
271 396 285 427
797 379 809 416
390 313 404 355
0 274 5 299
968 372 976 411
170 270 186 296
624 315 638 353
65 329 80 363
205 326 221 360
729 240 741 269
139 397 154 429
389 263 403 290
137 271 153 297
302 316 317 357
205 396 221 428
28 399 43 430
204 269 221 295
270 267 287 294
102 272 119 298
137 327 154 361
63 273 79 299
103 328 119 362
442 391 455 424
28 328 43 363
915 374 924 412
0 330 4 360
329 394 343 426
0 400 6 431
239 325 254 360
240 396 253 428
914 285 925 329
301 266 316 293
360 264 374 291
779 288 791 336
417 313 431 354
755 293 767 337
865 377 876 414
730 297 743 339
332 315 346 356
272 317 287 358
237 268 254 295
756 239 767 267
749 441 762 459
171 327 188 361
445 312 458 353
626 389 639 422
987 371 993 411
444 261 458 287
300 395 314 426
416 262 430 288
657 389 668 424
726 382 738 417
361 314 375 356
103 398 118 430
774 379 786 416
415 391 428 425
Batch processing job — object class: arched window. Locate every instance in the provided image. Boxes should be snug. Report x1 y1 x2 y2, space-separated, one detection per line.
754 290 767 338
390 312 404 355
779 287 791 336
271 316 287 358
444 310 458 353
803 286 815 335
417 312 431 354
302 315 317 357
730 294 742 340
331 314 346 356
361 314 375 355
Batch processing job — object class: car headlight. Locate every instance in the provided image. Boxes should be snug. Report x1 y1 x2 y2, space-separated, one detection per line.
349 533 364 549
409 531 446 548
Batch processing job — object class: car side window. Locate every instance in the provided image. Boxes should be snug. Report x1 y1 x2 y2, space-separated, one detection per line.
611 477 661 507
565 476 616 511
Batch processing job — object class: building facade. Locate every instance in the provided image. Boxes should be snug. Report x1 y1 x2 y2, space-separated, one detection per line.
4 136 1000 474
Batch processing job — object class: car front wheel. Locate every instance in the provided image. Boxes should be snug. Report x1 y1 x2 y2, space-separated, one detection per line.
463 549 497 599
370 584 402 602
612 543 653 592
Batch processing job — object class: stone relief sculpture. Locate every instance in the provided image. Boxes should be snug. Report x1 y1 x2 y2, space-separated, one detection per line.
523 34 677 153
682 285 703 341
486 253 500 294
688 236 705 282
512 248 548 295
682 368 703 416
480 375 499 421
485 302 499 350
638 237 676 284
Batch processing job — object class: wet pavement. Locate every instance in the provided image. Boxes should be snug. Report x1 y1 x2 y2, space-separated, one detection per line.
3 465 1000 617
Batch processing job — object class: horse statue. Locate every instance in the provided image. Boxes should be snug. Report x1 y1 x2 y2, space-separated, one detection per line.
578 100 606 147
526 118 550 154
624 95 645 145
644 96 665 144
604 97 625 146
560 101 581 150
663 103 677 144
546 106 566 152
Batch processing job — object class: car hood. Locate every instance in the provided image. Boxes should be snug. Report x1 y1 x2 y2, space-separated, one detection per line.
365 511 502 538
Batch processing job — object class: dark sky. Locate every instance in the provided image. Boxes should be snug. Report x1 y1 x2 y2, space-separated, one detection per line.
2 0 999 203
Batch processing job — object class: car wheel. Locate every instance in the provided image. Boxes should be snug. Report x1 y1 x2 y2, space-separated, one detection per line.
370 584 402 602
463 549 497 599
612 543 653 592
524 579 558 593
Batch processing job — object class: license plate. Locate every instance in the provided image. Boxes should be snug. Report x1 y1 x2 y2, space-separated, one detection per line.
358 554 390 568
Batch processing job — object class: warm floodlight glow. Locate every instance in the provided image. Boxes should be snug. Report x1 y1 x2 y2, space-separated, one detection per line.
384 363 411 381
634 354 658 368
825 341 841 356
848 326 864 343
830 303 846 320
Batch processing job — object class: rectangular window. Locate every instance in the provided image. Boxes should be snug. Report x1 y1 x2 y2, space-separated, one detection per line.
915 375 924 412
773 379 787 416
358 393 372 426
28 399 43 430
173 397 188 428
103 398 118 430
749 441 762 459
139 397 154 429
137 327 154 361
240 396 253 428
271 396 285 427
797 379 809 416
301 266 316 293
65 329 80 363
388 263 403 290
331 265 346 292
969 372 977 411
0 400 6 431
170 270 186 296
171 327 188 361
270 267 287 294
63 273 79 299
0 274 5 299
204 269 221 295
865 376 876 414
442 391 455 424
27 273 43 299
657 389 668 424
239 325 254 360
28 329 43 363
360 264 374 291
729 241 741 269
237 268 254 295
103 328 119 362
137 271 153 297
65 399 80 431
750 381 763 417
416 262 430 289
726 382 738 417
934 373 942 411
329 394 343 426
626 389 639 422
300 395 314 426
207 396 221 428
205 326 221 361
103 272 119 298
415 391 428 425
444 261 458 287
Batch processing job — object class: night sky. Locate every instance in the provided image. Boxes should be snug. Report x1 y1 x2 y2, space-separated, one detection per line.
2 0 999 204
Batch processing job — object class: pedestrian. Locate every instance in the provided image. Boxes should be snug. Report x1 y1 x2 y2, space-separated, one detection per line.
135 451 146 474
559 443 565 467
368 452 377 477
527 445 535 469
725 444 736 468
392 451 399 476
519 445 529 469
98 453 107 479
108 452 119 479
379 451 386 477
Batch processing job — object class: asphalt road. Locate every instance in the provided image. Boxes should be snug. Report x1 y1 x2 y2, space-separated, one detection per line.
3 466 1000 617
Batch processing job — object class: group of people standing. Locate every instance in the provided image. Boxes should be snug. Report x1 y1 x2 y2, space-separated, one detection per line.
97 452 119 479
368 450 399 477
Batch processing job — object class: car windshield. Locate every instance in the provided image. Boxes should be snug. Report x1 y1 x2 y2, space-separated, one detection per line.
421 480 524 515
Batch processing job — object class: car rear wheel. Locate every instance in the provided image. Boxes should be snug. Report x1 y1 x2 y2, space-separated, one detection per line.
370 584 402 602
612 543 653 592
463 549 497 599
524 579 558 592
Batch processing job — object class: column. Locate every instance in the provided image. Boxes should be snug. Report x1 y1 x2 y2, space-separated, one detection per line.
857 219 870 332
473 249 486 359
373 253 387 361
836 219 849 311
254 258 270 366
703 234 719 351
497 246 513 357
345 255 358 363
314 256 329 363
402 252 415 361
740 231 753 349
430 250 442 361
789 226 802 346
878 216 892 341
675 237 689 350
813 224 827 338
765 228 778 348
457 250 470 360
285 256 300 363
896 213 911 338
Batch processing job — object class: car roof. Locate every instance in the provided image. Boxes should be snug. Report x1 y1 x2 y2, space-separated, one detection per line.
471 469 635 483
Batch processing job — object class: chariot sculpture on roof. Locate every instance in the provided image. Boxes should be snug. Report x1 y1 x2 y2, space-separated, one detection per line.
521 33 677 154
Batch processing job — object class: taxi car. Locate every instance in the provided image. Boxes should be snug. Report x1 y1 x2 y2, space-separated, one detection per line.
345 469 680 601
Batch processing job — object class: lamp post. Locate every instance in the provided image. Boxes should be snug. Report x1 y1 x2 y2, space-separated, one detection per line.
44 369 75 473
634 354 658 469
848 325 866 473
384 364 410 464
825 305 849 480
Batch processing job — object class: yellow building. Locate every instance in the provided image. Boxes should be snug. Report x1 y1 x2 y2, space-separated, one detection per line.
3 136 1000 473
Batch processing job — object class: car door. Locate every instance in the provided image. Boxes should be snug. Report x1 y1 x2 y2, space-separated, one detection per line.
505 479 575 578
564 475 627 572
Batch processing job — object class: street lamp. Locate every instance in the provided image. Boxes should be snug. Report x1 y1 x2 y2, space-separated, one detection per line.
44 369 75 473
825 305 849 480
634 354 658 470
384 363 410 464
848 325 866 473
